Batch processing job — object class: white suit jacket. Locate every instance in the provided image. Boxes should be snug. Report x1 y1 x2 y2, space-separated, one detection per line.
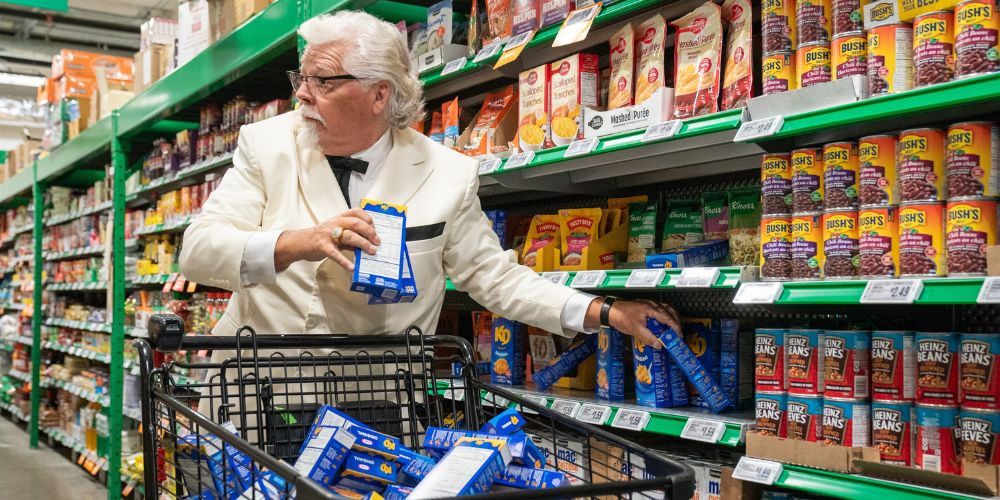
179 109 577 340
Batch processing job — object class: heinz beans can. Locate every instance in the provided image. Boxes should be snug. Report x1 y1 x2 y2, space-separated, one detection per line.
756 329 787 392
786 394 823 441
756 392 788 438
786 329 825 395
959 408 1000 465
916 403 962 474
824 330 870 399
871 331 916 402
873 401 916 466
917 332 961 405
822 397 871 446
961 333 1000 409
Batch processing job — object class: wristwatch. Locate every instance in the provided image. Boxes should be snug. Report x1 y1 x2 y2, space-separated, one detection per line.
599 296 618 329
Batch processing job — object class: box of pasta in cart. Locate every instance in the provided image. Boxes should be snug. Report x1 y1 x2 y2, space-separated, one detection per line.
491 317 527 385
352 199 407 301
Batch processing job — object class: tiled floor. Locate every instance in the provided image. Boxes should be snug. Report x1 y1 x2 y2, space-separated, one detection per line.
0 416 107 500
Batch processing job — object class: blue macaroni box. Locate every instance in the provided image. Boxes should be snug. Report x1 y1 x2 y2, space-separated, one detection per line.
298 405 367 456
644 240 729 269
421 428 540 467
294 425 356 487
480 408 525 435
383 484 412 500
332 477 386 495
367 247 417 305
494 464 568 489
177 421 256 499
532 335 598 391
505 431 545 469
650 319 731 413
485 210 507 246
352 200 407 300
683 319 720 409
399 452 436 485
596 328 631 401
407 438 510 499
491 317 527 385
632 339 688 408
237 471 287 500
718 319 746 411
340 451 398 488
349 426 401 460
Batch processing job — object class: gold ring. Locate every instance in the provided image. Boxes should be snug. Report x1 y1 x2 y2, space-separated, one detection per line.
330 227 343 243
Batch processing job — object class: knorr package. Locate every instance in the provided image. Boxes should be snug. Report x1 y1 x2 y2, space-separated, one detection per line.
442 98 461 150
463 85 516 157
628 200 657 262
702 191 729 241
720 0 752 111
429 111 444 144
662 200 704 251
607 23 635 110
634 14 667 105
559 208 604 266
484 0 513 45
670 2 723 119
521 215 560 267
728 186 761 265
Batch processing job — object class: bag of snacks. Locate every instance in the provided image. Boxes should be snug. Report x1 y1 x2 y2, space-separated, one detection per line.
720 0 753 110
559 208 604 266
462 86 516 156
634 14 667 105
670 2 723 119
442 98 461 150
484 0 513 45
702 191 729 241
429 111 444 143
628 200 657 262
608 23 635 110
521 215 560 267
662 200 704 251
426 0 454 52
728 185 761 265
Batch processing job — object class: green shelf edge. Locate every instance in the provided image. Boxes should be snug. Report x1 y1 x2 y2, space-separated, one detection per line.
776 277 985 305
777 464 985 500
445 266 744 292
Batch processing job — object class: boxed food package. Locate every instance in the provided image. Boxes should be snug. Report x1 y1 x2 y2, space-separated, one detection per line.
627 199 657 263
384 484 413 500
651 319 731 413
294 425 355 487
481 408 526 435
472 311 494 364
221 0 271 35
485 210 508 246
491 317 527 385
530 434 590 483
399 452 437 485
596 328 632 401
540 0 573 27
349 426 402 460
719 318 753 410
409 437 511 499
299 405 367 457
684 319 721 409
527 326 557 375
177 422 256 497
517 65 549 152
460 86 517 157
547 53 599 148
728 186 761 266
702 191 729 240
558 208 603 266
512 0 540 35
661 199 704 252
52 49 134 81
521 215 560 268
633 338 689 408
178 0 221 67
351 200 408 301
337 451 398 491
645 239 729 269
532 334 598 391
495 464 567 488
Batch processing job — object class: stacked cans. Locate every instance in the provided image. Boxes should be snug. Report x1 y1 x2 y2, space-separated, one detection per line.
872 332 917 467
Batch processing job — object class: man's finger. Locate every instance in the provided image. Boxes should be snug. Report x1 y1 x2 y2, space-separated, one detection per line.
340 230 378 255
345 208 374 225
646 303 682 335
635 326 662 349
342 217 380 246
322 244 354 270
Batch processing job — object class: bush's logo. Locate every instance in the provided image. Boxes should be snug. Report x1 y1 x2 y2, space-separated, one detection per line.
824 147 851 164
839 38 866 55
948 205 982 225
825 215 856 231
804 47 830 65
870 3 894 21
792 152 815 169
900 209 928 228
763 157 789 173
898 135 928 154
762 0 783 11
859 143 882 162
916 19 947 39
958 4 994 26
764 57 785 73
860 211 887 228
948 128 974 150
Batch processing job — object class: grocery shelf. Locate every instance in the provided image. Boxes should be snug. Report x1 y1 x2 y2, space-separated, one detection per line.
44 318 148 339
445 266 749 292
46 281 109 292
133 214 197 237
125 153 234 202
8 369 30 382
43 426 110 472
0 400 28 422
0 302 25 311
44 245 106 261
42 377 110 407
45 201 113 227
15 335 32 346
774 277 985 305
128 274 173 286
775 464 987 500
42 341 111 364
1 225 32 246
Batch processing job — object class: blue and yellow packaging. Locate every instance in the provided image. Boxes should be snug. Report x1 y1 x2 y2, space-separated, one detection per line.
349 426 401 460
421 427 541 467
352 199 407 301
340 451 398 489
505 431 546 469
407 438 511 499
329 485 379 499
683 319 720 408
298 405 366 456
367 248 417 305
399 452 436 485
491 317 527 385
485 210 508 245
383 484 413 500
596 328 632 401
293 425 356 487
177 421 257 499
480 408 525 435
236 470 286 500
632 338 687 408
494 464 567 489
650 318 731 413
532 335 598 391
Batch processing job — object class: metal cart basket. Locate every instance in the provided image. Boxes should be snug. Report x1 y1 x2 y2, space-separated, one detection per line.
135 315 695 500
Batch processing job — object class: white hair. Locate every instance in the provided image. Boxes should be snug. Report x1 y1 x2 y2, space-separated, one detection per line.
299 11 425 130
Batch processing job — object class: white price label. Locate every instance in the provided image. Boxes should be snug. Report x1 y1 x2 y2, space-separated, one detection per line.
478 157 502 175
861 279 923 304
977 277 1000 304
505 30 534 49
551 399 582 418
524 395 549 409
564 137 599 158
485 395 511 408
505 151 535 169
680 418 726 443
734 116 784 142
473 42 503 62
610 409 650 431
577 404 612 425
542 272 570 286
675 267 720 288
625 269 666 288
732 457 783 485
441 57 468 76
570 270 606 289
641 120 684 143
733 282 784 304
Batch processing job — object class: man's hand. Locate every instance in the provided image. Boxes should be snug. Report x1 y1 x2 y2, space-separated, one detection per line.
274 208 381 272
585 298 682 347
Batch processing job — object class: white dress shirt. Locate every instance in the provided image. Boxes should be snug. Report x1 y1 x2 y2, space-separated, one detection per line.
239 130 598 334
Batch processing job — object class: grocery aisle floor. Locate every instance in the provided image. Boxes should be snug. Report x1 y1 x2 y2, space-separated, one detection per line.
0 417 106 500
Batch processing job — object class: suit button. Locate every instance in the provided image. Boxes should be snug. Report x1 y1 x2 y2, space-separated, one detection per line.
306 318 317 328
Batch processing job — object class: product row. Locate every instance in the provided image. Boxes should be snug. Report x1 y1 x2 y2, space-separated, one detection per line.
125 176 222 236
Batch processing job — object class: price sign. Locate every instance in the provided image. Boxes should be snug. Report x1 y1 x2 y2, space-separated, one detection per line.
523 395 549 413
732 457 784 485
478 157 502 175
122 479 137 497
734 116 784 142
441 57 468 76
553 3 602 47
542 272 571 286
610 409 650 431
680 418 726 443
504 151 535 169
625 269 666 288
675 267 720 288
861 279 923 304
564 137 599 158
577 404 612 425
641 120 684 143
504 30 534 50
570 270 606 289
977 277 1000 304
551 399 582 418
733 282 784 304
473 42 503 63
95 457 107 471
493 30 536 69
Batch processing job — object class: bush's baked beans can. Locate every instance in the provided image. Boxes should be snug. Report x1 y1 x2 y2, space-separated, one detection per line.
867 24 914 96
756 391 788 437
761 215 793 281
786 329 825 395
833 31 867 80
786 394 824 441
822 397 871 446
873 401 916 466
960 407 1000 465
859 134 898 206
946 121 1000 198
824 141 860 209
914 11 956 87
756 328 787 392
859 206 900 278
763 0 796 53
764 51 796 95
824 330 870 399
791 212 824 280
822 209 860 279
872 331 916 402
961 333 1000 409
798 0 832 44
917 332 961 405
946 197 998 276
898 128 947 202
762 153 793 215
832 0 863 36
898 201 946 277
792 148 825 212
796 42 833 88
955 0 1000 79
916 403 962 473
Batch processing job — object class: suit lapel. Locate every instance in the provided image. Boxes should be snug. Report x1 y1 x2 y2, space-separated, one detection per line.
293 120 349 224
364 128 433 208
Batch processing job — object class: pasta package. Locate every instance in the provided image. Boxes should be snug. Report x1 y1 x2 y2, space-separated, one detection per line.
462 85 516 157
662 200 704 251
521 215 561 267
559 208 604 266
484 0 513 46
442 98 461 150
634 14 667 105
728 185 761 266
720 0 753 111
608 23 635 110
670 2 723 119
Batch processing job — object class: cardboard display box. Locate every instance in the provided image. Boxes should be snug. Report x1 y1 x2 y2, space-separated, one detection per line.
720 466 761 500
988 246 1000 276
854 460 999 497
745 433 879 473
134 44 173 92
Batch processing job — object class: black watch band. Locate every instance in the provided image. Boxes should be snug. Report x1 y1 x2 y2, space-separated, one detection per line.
599 296 618 329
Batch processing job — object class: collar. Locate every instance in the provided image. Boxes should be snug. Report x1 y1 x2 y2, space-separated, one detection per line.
350 129 392 179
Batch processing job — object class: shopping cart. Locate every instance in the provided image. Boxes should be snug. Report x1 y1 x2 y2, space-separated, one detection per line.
135 314 695 500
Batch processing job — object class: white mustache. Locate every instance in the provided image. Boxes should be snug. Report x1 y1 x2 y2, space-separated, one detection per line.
300 106 326 126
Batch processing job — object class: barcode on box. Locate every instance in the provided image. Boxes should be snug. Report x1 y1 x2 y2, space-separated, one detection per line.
855 375 868 398
923 454 941 472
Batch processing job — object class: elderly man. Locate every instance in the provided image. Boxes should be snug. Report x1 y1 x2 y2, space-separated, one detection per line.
180 11 680 361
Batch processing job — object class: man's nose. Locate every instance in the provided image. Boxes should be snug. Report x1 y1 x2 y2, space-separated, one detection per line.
295 82 314 104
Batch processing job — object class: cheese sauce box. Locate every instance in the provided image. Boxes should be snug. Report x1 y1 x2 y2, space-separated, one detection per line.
633 337 689 408
349 426 402 460
294 425 356 487
532 334 598 391
596 328 632 401
494 464 567 488
352 200 407 300
408 438 511 499
492 317 527 385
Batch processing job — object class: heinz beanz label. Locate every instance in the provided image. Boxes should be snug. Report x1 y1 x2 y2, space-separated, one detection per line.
960 408 1000 465
756 392 788 437
822 398 871 447
916 332 960 405
872 331 916 402
873 401 916 466
786 394 823 441
786 329 824 395
824 330 870 399
961 333 1000 409
756 329 786 391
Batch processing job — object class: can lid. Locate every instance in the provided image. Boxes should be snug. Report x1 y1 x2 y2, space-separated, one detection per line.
859 204 895 210
824 396 871 403
763 50 794 57
872 331 915 335
859 134 897 141
960 407 1000 414
786 393 824 400
915 331 958 336
824 329 871 335
792 212 824 217
787 328 823 333
949 120 996 127
755 390 789 396
915 402 961 409
948 196 1000 203
899 200 945 207
899 127 944 134
834 31 866 39
791 147 821 154
797 41 831 49
915 10 952 17
822 208 859 215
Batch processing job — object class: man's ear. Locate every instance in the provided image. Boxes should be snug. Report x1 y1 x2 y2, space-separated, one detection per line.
373 81 391 115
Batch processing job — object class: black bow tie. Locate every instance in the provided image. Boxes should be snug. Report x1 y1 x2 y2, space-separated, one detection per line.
326 155 369 174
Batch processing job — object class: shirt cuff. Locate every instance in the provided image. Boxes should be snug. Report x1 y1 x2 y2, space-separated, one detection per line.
560 292 600 334
240 230 283 287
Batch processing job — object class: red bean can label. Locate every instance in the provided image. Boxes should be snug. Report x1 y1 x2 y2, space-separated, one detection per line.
832 0 863 36
763 0 796 53
916 404 962 473
756 329 787 391
946 198 998 276
955 0 1000 78
786 394 823 441
873 401 916 466
917 332 960 405
913 11 956 88
859 134 897 206
786 329 825 395
946 121 1000 198
872 331 916 401
756 392 788 438
961 334 1000 409
898 128 947 202
959 409 1000 465
824 330 870 399
822 398 871 446
797 0 832 44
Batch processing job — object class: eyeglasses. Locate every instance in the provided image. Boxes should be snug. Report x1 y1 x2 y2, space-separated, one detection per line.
287 70 357 95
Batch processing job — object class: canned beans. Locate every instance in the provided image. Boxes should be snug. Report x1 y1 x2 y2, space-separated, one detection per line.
872 331 916 402
786 394 824 441
791 212 824 279
946 197 998 275
761 215 793 280
756 392 788 437
762 153 793 214
763 51 797 95
859 134 897 206
959 408 1000 465
898 202 946 277
859 206 899 278
763 0 797 53
832 0 863 35
822 398 870 446
824 330 870 399
824 142 860 209
792 148 825 212
917 332 960 406
787 329 825 395
961 333 1000 409
868 24 914 96
916 404 962 474
914 11 956 87
756 329 787 392
898 128 947 202
955 0 1000 78
833 32 868 80
823 209 860 278
796 42 833 88
946 122 1000 198
873 401 916 466
798 0 832 44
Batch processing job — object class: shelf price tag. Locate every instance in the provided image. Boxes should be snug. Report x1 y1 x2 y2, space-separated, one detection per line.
734 116 784 142
553 3 602 47
733 282 784 304
625 269 665 288
441 57 468 76
570 270 606 289
641 120 684 143
681 418 726 443
473 42 503 63
577 404 612 425
676 267 720 288
494 30 535 69
610 408 650 431
861 279 923 304
542 271 571 286
564 137 599 158
551 399 582 418
977 277 1000 304
732 457 783 485
478 157 502 175
504 151 535 170
522 395 549 414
